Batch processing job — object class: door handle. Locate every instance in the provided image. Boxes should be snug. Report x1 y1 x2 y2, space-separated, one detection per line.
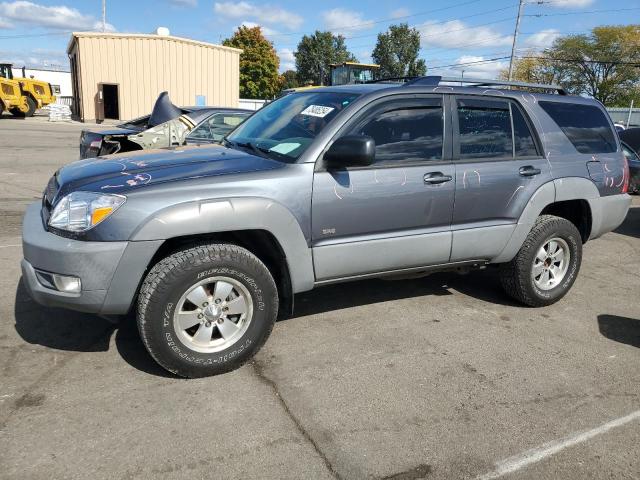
519 166 541 177
423 172 452 184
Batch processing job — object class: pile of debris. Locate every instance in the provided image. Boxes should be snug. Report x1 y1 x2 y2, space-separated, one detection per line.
46 103 72 122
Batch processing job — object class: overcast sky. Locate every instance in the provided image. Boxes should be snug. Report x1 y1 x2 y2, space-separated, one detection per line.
1 0 638 77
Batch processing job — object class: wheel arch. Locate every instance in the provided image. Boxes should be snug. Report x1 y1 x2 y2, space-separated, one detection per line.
493 177 599 263
145 229 296 318
129 196 315 294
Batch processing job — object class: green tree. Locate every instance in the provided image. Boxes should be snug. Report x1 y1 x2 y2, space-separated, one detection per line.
499 52 556 84
281 70 299 90
295 31 356 85
509 25 640 106
223 26 282 99
372 23 427 78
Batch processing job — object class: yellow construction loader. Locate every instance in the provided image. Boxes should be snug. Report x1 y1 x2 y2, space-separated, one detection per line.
0 63 56 117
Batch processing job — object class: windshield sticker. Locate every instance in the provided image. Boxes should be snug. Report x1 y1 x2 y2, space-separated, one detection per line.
270 143 301 155
300 105 335 118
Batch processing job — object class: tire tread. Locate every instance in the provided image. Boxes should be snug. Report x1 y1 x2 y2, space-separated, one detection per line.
137 242 277 377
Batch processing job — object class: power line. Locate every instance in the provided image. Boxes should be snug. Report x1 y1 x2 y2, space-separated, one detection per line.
0 31 72 39
429 54 640 71
524 6 640 17
341 13 517 42
264 0 490 37
271 6 518 45
521 56 640 66
429 56 511 70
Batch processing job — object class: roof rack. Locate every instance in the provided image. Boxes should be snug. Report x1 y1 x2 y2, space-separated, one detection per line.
366 76 417 84
369 75 566 95
403 76 567 95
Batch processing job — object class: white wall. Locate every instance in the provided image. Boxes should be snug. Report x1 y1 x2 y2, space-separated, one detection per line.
11 67 72 97
239 98 267 110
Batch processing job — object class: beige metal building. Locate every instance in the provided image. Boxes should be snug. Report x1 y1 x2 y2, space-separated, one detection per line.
67 32 241 122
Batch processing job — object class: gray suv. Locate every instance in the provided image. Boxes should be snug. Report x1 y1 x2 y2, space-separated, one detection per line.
21 76 631 377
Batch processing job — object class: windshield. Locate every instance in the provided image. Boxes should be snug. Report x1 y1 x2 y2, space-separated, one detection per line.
226 91 360 161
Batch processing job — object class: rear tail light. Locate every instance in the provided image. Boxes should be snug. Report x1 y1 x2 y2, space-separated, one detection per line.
622 154 630 194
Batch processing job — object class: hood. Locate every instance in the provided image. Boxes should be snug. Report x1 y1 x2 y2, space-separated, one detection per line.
57 144 285 195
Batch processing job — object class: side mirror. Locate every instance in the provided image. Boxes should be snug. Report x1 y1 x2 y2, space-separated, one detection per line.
324 135 375 168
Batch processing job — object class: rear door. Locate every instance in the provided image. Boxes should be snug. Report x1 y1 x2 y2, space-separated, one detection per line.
311 95 456 281
449 96 551 262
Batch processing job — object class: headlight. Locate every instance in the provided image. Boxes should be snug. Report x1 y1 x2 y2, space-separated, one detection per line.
49 191 126 232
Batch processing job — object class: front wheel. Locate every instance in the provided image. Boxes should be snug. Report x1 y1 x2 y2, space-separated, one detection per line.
137 243 278 378
499 215 582 307
10 97 36 117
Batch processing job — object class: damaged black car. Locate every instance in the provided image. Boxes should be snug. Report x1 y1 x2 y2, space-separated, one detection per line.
79 92 252 159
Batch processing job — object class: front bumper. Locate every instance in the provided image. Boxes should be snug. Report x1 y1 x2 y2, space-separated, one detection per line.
21 202 162 314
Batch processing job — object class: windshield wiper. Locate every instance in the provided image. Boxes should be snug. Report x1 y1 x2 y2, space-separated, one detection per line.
225 139 281 160
226 139 259 155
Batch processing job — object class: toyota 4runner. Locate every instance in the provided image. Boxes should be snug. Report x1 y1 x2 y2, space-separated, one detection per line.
21 76 632 377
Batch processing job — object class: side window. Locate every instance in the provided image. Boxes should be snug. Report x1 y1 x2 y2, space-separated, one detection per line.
511 104 538 157
189 113 248 141
349 100 443 164
189 121 214 140
457 98 512 159
539 101 616 154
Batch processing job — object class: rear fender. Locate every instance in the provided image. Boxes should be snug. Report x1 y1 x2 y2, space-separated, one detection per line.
493 177 600 263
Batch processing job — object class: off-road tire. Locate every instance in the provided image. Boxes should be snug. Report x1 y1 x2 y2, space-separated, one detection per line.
10 96 36 117
137 243 278 378
499 215 582 307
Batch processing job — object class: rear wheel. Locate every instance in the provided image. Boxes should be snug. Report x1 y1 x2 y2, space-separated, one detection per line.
500 215 582 307
10 97 36 117
137 243 278 378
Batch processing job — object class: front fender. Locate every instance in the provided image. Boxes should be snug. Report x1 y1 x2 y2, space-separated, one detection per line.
130 197 315 293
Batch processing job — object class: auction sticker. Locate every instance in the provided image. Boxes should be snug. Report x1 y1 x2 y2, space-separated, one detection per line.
300 105 335 118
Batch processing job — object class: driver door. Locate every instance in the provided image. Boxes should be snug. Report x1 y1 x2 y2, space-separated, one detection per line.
311 95 455 281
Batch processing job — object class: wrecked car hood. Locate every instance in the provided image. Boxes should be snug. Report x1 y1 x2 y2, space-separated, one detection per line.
56 145 285 195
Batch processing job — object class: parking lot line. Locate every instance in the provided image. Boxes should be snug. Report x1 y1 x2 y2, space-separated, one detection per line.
476 409 640 480
0 244 21 249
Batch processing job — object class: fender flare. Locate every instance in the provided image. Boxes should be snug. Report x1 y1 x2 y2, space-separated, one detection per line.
492 177 600 263
130 197 315 293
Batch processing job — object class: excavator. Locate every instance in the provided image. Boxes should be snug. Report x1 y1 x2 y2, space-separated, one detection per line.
0 63 56 117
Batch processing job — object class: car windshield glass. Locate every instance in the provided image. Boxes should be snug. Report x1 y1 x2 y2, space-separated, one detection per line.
225 91 360 161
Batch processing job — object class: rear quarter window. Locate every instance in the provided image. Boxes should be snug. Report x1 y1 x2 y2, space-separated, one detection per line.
539 101 617 154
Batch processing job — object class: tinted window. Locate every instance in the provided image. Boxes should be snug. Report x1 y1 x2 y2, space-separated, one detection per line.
539 101 616 154
511 104 538 157
457 99 512 159
351 104 443 164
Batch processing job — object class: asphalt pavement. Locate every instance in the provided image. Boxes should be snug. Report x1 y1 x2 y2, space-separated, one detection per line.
0 116 638 480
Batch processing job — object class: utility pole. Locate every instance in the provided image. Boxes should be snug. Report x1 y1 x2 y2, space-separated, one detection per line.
508 0 525 81
102 0 106 32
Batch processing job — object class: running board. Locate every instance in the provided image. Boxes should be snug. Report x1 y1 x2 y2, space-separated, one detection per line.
314 260 489 286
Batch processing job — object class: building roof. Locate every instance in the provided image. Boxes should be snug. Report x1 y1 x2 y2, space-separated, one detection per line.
67 32 242 55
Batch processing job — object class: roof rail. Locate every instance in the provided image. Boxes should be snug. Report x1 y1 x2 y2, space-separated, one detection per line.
402 76 567 95
366 76 417 84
